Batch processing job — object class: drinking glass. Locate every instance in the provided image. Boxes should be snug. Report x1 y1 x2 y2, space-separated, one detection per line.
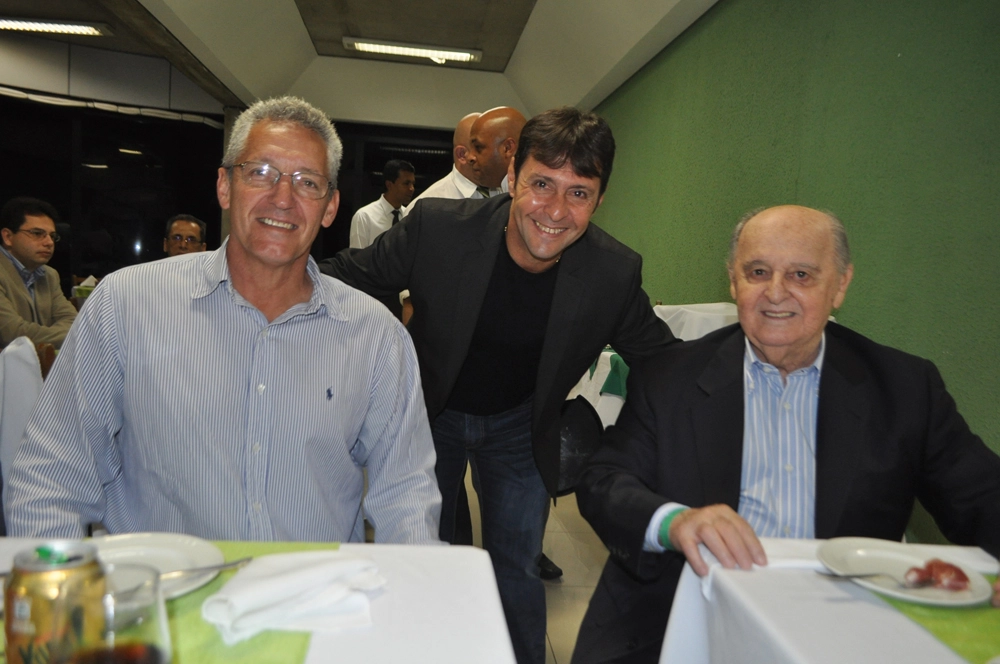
58 563 173 664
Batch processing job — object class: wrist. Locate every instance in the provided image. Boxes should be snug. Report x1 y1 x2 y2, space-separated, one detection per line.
658 507 687 551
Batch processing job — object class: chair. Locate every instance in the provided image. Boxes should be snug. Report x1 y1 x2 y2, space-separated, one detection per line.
653 302 739 341
0 337 46 534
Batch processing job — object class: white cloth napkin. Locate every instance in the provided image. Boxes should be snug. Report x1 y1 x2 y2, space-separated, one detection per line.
202 551 386 644
698 538 827 600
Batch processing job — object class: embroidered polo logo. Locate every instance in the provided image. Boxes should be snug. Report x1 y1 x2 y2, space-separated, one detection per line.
326 388 333 400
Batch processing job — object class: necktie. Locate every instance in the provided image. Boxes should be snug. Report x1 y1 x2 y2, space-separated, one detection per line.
476 186 491 198
392 209 401 226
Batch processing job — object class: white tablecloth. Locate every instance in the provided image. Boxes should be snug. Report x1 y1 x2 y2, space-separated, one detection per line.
306 544 514 663
660 538 999 664
0 539 515 664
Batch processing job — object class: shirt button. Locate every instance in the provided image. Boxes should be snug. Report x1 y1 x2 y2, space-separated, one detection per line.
252 443 261 453
783 402 791 410
784 464 794 473
261 329 269 339
253 502 262 512
257 384 265 395
783 526 791 535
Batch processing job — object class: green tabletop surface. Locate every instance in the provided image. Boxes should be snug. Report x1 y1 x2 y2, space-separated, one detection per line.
880 574 1000 664
169 541 340 664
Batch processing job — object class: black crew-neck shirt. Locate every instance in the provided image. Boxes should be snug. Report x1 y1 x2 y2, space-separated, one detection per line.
445 239 560 415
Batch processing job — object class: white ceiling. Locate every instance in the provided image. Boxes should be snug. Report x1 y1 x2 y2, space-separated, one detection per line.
136 0 719 129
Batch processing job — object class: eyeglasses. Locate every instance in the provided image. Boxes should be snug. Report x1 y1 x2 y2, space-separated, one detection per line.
167 234 203 245
231 161 332 200
16 228 60 242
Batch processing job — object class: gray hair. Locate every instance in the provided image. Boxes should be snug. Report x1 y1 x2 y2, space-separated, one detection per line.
222 96 343 189
727 207 851 274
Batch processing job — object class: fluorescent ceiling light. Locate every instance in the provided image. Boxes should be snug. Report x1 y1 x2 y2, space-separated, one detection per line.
82 164 108 169
343 37 481 65
119 148 142 155
0 18 113 36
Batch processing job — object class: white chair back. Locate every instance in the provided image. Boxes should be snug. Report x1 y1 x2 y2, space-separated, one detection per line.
654 302 739 341
1 336 45 491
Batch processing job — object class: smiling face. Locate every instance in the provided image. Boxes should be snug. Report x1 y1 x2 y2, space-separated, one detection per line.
2 214 56 271
505 156 603 273
729 206 853 376
217 120 339 275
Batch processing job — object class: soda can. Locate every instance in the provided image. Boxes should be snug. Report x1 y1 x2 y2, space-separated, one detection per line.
4 541 106 664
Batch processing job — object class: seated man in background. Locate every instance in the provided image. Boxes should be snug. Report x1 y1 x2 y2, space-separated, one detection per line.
5 96 441 545
0 197 77 349
574 205 1000 663
163 213 207 257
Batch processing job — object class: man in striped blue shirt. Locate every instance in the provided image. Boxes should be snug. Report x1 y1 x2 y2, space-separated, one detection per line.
5 97 441 544
574 205 1000 663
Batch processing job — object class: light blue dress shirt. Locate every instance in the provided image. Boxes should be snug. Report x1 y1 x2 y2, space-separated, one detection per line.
738 336 823 539
5 242 441 544
644 334 825 551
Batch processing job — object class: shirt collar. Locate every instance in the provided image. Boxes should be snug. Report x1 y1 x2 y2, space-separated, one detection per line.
0 245 45 288
744 332 826 378
193 238 344 321
377 194 399 215
451 166 479 198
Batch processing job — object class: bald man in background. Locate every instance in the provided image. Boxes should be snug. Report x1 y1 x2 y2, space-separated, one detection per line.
467 106 527 196
408 112 483 207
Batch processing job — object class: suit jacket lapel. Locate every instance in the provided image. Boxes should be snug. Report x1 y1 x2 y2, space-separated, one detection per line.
814 330 870 537
443 205 508 385
692 329 746 508
534 239 585 428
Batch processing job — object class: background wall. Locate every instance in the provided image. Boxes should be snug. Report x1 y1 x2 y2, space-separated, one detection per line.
592 0 999 540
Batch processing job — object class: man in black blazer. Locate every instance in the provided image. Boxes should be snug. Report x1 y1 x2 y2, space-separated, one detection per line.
321 108 675 664
574 205 1000 663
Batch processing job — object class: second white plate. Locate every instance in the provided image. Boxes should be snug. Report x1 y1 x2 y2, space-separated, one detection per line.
817 537 992 607
92 532 225 599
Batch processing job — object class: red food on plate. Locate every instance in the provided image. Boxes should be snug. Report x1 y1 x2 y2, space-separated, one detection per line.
904 558 970 591
903 565 932 588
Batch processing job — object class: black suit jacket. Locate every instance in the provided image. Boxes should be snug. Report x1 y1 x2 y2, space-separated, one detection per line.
320 196 675 495
573 322 1000 663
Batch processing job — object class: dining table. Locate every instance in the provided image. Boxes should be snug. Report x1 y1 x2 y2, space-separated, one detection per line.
659 537 1000 664
0 537 516 664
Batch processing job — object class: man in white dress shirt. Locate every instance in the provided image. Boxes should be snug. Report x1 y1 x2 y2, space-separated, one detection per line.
468 107 526 195
349 159 415 249
408 113 482 208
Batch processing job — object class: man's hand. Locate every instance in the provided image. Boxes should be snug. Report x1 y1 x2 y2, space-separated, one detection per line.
668 504 767 576
993 579 1000 608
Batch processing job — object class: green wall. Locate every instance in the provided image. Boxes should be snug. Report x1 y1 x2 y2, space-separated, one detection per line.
594 0 1000 455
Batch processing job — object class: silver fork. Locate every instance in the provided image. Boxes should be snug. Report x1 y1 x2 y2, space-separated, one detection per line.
158 556 252 581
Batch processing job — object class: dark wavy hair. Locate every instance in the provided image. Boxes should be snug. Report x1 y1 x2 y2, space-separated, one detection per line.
513 107 616 195
1 197 61 232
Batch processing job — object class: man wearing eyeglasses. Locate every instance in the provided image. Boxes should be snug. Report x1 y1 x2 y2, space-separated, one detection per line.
163 214 207 257
0 196 77 349
6 97 441 546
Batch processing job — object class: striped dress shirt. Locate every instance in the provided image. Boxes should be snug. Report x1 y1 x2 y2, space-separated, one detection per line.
738 336 824 539
5 242 441 544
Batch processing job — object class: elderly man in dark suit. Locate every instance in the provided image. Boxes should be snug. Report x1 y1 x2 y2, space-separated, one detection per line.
573 205 1000 664
321 107 675 664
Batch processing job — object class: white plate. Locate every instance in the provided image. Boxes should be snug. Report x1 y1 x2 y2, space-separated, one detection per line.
92 533 224 599
817 537 992 607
